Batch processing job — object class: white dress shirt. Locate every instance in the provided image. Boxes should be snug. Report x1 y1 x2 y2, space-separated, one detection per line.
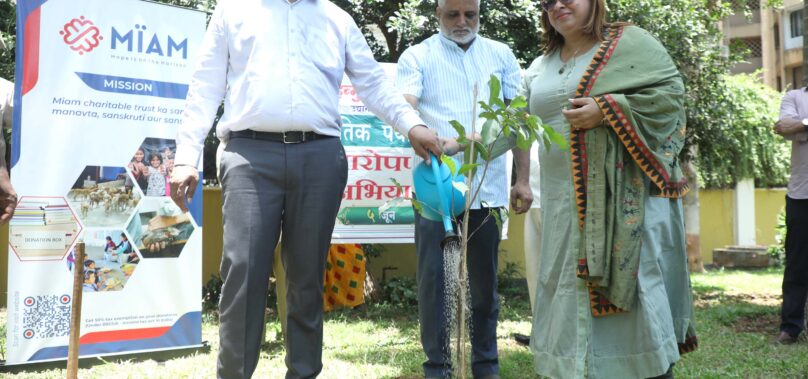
175 0 423 167
0 78 12 130
396 34 521 209
780 88 808 199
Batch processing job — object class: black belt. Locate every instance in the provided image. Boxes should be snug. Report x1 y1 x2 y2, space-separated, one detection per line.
230 129 334 144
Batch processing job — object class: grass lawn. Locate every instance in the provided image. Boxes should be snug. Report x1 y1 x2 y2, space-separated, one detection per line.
0 267 806 378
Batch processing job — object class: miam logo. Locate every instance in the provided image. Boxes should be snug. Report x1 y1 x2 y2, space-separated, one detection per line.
59 16 103 55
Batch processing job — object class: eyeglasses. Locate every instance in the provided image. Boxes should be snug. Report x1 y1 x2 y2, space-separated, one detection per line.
541 0 575 11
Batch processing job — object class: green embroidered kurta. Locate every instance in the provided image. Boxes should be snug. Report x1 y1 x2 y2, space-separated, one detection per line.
522 26 696 379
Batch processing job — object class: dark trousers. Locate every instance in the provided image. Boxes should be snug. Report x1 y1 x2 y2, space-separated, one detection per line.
217 136 348 379
415 208 501 378
781 196 808 337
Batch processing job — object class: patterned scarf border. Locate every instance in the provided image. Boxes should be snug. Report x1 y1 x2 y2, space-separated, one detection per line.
570 26 623 230
594 94 690 198
678 334 699 355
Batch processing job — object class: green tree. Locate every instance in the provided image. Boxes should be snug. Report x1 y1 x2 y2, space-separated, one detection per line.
697 73 790 188
334 0 543 64
1 0 789 187
607 0 788 187
0 0 15 81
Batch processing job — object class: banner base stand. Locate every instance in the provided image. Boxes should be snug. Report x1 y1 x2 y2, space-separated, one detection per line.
0 341 210 372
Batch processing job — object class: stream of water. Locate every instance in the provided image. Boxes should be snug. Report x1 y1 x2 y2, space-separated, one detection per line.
442 240 471 378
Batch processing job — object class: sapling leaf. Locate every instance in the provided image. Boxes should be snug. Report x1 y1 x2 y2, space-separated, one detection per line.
492 97 506 110
458 163 480 176
411 199 425 215
452 181 470 194
480 119 499 146
492 208 503 234
449 120 466 139
480 111 497 119
474 140 490 161
516 127 531 150
379 197 407 213
488 75 501 105
441 154 457 176
509 96 527 109
544 124 569 150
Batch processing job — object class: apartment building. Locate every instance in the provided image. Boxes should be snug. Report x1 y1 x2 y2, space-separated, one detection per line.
723 0 805 90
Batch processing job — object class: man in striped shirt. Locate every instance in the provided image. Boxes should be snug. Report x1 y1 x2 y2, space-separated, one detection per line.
396 0 532 377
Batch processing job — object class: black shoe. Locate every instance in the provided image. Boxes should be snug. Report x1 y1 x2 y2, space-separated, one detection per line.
777 331 799 345
512 333 530 346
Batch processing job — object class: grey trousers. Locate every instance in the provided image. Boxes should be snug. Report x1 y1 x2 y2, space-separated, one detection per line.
217 135 348 379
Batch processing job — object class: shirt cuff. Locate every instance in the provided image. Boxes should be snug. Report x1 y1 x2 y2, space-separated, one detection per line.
394 109 426 136
174 144 203 168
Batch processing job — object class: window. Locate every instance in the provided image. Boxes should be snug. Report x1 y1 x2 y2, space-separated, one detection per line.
731 0 760 10
791 10 803 38
732 37 763 58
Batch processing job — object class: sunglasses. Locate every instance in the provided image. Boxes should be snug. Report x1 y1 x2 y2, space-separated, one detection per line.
541 0 575 11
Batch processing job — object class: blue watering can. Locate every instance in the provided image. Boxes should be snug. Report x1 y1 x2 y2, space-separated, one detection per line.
412 154 466 248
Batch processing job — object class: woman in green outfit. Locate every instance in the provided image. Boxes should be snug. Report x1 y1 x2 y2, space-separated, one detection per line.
521 0 698 378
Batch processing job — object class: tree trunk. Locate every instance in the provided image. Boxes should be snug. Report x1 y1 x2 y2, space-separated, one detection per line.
378 23 400 62
364 269 381 302
683 157 705 273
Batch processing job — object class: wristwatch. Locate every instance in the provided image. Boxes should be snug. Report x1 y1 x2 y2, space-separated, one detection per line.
802 118 808 132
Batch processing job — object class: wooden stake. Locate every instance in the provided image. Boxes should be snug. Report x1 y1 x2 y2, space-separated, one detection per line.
66 242 85 379
455 83 479 379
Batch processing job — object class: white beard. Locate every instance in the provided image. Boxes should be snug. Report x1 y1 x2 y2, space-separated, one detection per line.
439 23 480 45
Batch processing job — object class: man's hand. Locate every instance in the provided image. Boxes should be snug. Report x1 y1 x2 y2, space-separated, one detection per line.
562 98 605 131
510 181 532 214
0 168 17 224
774 119 804 136
441 138 461 156
169 165 199 213
408 125 442 163
440 133 482 156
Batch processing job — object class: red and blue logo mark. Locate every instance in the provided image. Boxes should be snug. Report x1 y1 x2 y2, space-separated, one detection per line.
59 16 103 55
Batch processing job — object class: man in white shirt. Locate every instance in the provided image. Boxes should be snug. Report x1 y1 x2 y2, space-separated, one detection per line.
774 87 808 345
169 1 440 377
395 0 531 377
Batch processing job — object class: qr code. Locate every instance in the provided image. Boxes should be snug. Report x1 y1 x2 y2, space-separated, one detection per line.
21 295 72 339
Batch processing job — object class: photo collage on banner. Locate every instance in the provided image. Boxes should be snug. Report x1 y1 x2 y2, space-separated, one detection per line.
5 0 205 365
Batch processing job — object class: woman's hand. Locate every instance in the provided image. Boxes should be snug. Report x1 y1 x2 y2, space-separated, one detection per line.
562 97 605 131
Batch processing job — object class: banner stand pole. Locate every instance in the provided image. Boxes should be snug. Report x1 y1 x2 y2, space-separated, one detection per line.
66 242 85 379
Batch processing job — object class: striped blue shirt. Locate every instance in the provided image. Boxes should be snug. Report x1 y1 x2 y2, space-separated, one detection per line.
397 34 521 209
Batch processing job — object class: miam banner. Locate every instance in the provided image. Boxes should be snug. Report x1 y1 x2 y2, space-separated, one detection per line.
6 0 205 365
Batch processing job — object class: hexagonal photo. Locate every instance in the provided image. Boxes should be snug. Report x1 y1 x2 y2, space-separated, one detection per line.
66 166 141 228
66 230 140 292
9 196 81 261
128 138 176 197
126 197 195 258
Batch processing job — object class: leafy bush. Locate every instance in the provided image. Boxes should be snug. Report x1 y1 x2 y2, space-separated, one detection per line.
202 274 223 312
382 276 419 307
767 208 786 266
497 260 522 294
202 274 279 314
695 73 790 188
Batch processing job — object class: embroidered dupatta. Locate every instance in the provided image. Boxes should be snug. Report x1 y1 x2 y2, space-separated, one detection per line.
570 26 688 317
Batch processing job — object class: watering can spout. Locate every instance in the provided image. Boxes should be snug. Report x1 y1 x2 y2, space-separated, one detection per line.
440 231 460 250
